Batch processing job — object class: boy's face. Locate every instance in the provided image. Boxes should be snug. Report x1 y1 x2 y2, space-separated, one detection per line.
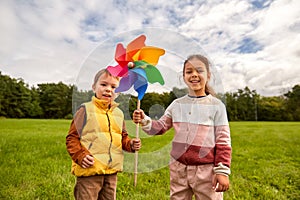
92 73 119 102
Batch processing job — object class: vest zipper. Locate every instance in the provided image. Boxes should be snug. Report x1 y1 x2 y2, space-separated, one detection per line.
106 110 113 165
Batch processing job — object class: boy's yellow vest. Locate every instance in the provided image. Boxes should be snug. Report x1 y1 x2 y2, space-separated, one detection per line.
71 97 124 177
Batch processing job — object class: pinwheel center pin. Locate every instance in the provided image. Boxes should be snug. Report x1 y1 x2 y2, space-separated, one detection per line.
128 62 135 69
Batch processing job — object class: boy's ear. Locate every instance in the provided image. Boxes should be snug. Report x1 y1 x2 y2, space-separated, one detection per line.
92 84 95 92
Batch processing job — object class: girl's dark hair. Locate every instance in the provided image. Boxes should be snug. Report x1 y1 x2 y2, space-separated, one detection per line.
183 54 216 96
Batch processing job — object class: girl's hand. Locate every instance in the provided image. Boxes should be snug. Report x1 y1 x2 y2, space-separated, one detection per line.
81 155 94 168
212 174 230 192
132 109 145 124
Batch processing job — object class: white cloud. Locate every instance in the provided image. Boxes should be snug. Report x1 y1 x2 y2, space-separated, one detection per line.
0 0 299 97
177 0 300 96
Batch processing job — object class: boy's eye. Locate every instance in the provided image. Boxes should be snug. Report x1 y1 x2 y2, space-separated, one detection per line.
100 83 106 86
111 85 117 89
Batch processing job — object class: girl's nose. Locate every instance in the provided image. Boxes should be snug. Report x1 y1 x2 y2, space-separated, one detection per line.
192 71 198 76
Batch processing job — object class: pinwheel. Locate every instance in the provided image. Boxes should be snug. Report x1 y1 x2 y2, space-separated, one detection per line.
107 35 165 186
107 34 165 100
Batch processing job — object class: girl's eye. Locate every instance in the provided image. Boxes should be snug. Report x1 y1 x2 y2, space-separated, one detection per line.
111 86 116 89
101 83 106 86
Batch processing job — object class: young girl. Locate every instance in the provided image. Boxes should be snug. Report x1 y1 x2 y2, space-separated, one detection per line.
66 69 141 200
133 54 231 200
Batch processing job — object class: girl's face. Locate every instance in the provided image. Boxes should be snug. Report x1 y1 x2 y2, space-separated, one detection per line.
92 73 119 102
183 58 210 96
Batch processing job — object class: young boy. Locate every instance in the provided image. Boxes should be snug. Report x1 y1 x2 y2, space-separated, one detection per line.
66 69 141 200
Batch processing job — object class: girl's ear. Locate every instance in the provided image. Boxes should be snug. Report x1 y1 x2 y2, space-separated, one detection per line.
207 72 211 81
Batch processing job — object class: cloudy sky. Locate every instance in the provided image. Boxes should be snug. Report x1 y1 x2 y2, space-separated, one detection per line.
1 0 299 96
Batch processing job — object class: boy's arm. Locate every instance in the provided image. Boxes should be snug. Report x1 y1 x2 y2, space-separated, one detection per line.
66 106 90 166
121 121 135 152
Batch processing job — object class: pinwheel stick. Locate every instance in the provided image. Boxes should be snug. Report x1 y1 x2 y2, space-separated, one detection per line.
134 99 140 187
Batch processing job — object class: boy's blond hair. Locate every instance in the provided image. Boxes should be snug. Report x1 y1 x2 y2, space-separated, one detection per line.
92 69 120 87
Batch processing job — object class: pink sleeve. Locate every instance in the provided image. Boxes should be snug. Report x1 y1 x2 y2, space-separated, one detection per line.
143 115 173 135
214 125 231 168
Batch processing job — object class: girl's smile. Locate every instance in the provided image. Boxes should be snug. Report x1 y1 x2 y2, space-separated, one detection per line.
189 79 200 83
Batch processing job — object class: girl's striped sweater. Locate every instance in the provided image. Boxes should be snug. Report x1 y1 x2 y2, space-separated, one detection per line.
141 94 231 175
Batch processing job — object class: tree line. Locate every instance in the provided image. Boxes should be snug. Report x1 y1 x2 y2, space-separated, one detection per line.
0 71 299 121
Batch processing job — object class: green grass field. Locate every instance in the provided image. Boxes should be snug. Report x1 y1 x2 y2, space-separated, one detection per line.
0 119 299 199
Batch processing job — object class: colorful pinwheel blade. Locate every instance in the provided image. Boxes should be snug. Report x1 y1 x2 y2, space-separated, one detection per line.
132 61 164 85
126 35 146 61
115 43 128 67
130 68 148 100
136 46 165 66
133 60 148 69
143 65 165 85
115 71 136 93
107 64 128 77
135 83 148 100
131 67 147 80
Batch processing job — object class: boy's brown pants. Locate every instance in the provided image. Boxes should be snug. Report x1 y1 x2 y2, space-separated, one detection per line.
74 173 117 200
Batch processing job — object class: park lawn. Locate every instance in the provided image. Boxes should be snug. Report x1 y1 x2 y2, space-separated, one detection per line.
0 119 299 199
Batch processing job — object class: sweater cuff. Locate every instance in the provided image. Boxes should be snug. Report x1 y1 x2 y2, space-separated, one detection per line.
213 163 231 176
140 115 152 131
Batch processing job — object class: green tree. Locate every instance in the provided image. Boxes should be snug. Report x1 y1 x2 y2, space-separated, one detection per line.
170 87 187 100
224 92 239 121
0 72 10 117
72 86 94 114
225 87 259 121
142 93 165 118
0 72 34 118
115 94 136 120
257 96 289 121
37 82 72 118
285 85 300 121
28 87 43 118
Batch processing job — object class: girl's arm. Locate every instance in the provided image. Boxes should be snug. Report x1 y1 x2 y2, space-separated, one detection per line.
214 125 231 174
212 103 231 192
213 103 232 176
133 109 173 135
